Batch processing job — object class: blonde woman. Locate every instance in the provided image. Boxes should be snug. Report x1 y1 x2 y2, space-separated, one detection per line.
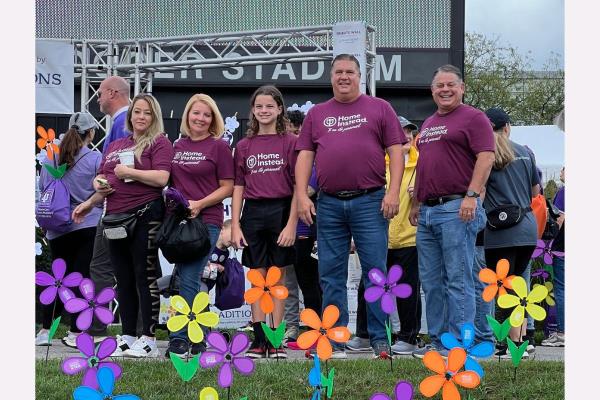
76 93 174 358
166 94 234 357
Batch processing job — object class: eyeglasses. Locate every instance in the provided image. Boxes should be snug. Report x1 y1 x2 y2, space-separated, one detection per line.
432 81 461 89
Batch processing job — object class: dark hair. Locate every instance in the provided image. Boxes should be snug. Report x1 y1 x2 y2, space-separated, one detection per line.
286 110 305 130
432 64 463 81
246 85 288 137
331 54 361 74
58 126 91 167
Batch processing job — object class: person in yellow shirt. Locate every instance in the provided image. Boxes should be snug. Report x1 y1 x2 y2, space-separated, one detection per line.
346 117 422 355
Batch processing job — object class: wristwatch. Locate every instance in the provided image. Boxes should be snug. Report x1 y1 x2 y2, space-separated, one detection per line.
465 190 480 198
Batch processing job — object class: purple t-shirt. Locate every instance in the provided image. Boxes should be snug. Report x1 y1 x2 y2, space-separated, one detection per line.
415 104 495 202
234 133 297 200
170 136 234 227
553 186 565 212
39 147 102 240
296 94 405 193
100 134 174 213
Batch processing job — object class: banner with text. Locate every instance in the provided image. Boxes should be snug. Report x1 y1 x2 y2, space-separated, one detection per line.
333 21 367 93
35 40 74 114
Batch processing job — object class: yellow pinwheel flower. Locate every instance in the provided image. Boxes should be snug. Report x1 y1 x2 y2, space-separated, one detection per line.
497 276 548 327
167 293 219 343
534 282 555 306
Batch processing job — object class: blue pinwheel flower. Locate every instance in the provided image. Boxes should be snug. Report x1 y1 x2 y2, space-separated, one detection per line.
440 322 494 378
308 354 322 400
72 367 140 400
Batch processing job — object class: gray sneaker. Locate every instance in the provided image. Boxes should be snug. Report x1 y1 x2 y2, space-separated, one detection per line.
372 342 391 358
541 332 564 347
391 340 417 355
331 349 348 359
412 344 448 359
346 336 372 352
283 325 299 347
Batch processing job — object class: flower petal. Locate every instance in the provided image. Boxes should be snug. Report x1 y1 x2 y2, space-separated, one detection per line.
364 286 385 303
482 285 498 302
543 253 553 265
167 315 189 332
200 351 224 369
461 323 475 349
232 356 254 375
259 293 274 314
65 298 89 313
300 308 322 330
322 305 340 329
82 367 99 389
496 259 510 279
243 287 264 305
447 348 466 372
392 283 412 299
37 138 48 151
192 292 210 314
97 361 122 382
52 258 67 280
73 386 103 400
246 269 266 288
453 370 481 388
218 362 233 388
464 356 485 378
39 286 58 305
526 303 547 321
510 276 527 299
58 287 77 304
170 295 191 315
199 387 219 400
265 266 282 287
470 341 495 358
75 333 95 357
419 375 445 397
509 306 526 327
327 327 350 343
270 285 288 300
97 366 115 395
297 330 321 349
94 306 114 325
440 333 462 351
442 381 460 400
35 271 54 286
497 294 520 309
316 335 333 360
188 321 204 343
230 332 250 355
197 311 219 328
370 394 392 400
79 278 96 301
62 357 88 375
76 308 94 331
62 272 83 287
478 268 496 284
528 285 549 304
206 331 229 353
394 381 414 400
96 337 117 359
381 292 396 314
368 268 386 287
95 287 116 305
386 265 403 285
423 351 446 375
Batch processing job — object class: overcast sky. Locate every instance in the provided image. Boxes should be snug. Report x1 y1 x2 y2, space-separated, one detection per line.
465 0 564 70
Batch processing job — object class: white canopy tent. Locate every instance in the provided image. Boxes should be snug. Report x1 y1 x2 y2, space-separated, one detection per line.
510 125 565 183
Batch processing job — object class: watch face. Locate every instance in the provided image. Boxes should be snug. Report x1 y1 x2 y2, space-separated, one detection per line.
467 191 478 198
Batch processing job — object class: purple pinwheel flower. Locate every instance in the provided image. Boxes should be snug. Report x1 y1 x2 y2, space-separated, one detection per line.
370 380 414 400
62 333 121 389
364 265 412 314
35 258 82 305
65 278 115 331
531 239 565 265
531 268 550 280
200 331 255 388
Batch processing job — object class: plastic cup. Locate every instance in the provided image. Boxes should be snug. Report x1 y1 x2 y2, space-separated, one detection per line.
118 151 135 182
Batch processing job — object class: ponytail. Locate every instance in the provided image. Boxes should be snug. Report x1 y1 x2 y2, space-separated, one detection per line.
493 131 515 170
58 127 86 167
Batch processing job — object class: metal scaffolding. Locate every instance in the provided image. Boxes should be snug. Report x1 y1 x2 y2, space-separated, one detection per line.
56 24 376 150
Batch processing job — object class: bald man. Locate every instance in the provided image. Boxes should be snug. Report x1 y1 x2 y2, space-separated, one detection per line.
97 76 131 152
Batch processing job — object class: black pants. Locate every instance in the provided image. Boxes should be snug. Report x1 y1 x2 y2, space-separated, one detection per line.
356 247 422 344
293 236 322 316
107 199 163 337
42 227 96 331
485 245 536 325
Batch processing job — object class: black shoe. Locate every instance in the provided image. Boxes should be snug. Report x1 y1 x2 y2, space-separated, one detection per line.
190 342 207 356
165 338 189 358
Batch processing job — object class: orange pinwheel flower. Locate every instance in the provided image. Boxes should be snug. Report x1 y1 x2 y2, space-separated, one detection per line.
36 126 59 160
420 348 480 400
296 305 351 360
478 258 516 302
243 266 288 314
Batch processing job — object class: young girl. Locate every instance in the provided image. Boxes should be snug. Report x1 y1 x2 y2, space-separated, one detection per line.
232 85 297 359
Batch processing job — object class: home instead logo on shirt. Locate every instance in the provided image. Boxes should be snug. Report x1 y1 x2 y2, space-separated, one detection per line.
322 113 368 133
172 151 207 165
418 125 448 145
246 152 284 174
105 146 136 164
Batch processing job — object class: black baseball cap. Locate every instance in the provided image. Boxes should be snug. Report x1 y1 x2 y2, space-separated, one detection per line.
485 107 510 130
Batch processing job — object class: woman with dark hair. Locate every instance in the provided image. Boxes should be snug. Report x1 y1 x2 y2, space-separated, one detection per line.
483 107 540 359
36 112 102 347
74 94 174 358
231 85 297 359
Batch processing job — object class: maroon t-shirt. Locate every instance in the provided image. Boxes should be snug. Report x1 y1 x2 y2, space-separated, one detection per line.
234 133 297 199
415 104 495 202
170 136 234 227
101 134 174 213
295 94 405 193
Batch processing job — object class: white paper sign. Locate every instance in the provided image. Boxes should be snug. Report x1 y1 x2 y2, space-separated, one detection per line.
35 40 74 114
333 21 368 93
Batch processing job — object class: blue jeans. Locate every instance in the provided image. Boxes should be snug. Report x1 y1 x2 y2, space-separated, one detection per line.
522 262 534 331
416 198 485 348
553 256 565 332
317 188 389 346
473 245 494 343
170 223 221 342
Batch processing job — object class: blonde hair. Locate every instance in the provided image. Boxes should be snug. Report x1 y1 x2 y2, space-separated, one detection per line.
493 129 515 170
180 94 225 139
125 94 165 161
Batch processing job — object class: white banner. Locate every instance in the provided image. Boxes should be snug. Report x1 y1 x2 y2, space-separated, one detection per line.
35 40 74 114
333 21 367 94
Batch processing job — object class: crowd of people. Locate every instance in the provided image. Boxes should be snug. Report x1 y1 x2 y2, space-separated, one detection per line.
35 54 565 360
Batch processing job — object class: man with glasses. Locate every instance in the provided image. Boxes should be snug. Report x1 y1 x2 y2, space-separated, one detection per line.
409 64 495 358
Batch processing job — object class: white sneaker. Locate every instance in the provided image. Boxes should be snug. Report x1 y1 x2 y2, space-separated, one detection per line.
124 336 159 358
61 331 80 348
112 335 137 356
500 349 529 360
36 330 50 346
330 349 348 359
391 340 417 355
541 332 565 347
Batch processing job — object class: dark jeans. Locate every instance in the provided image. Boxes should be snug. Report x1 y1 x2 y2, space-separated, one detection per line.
107 199 163 337
485 245 536 326
43 227 96 331
356 247 422 344
293 236 322 316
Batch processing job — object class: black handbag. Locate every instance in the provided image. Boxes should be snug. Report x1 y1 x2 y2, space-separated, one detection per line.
542 198 561 240
102 202 151 240
486 204 532 231
156 210 211 264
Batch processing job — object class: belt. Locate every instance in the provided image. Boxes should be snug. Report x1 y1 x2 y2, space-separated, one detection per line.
424 193 466 207
325 186 383 200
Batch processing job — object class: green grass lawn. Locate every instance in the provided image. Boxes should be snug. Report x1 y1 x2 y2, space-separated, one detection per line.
36 357 563 400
